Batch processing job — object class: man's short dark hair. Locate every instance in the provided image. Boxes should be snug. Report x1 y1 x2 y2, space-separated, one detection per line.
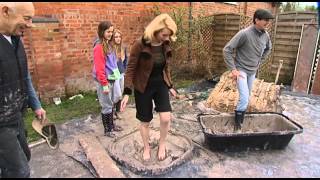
253 9 274 24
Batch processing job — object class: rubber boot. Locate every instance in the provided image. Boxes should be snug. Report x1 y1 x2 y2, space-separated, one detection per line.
240 111 245 124
111 110 123 132
115 101 121 112
234 110 245 131
101 113 115 138
114 101 122 120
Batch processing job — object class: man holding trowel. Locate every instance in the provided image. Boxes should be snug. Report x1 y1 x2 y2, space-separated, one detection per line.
0 2 46 178
223 9 273 130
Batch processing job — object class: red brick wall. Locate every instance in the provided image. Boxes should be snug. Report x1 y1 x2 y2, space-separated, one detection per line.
24 2 275 103
23 22 65 102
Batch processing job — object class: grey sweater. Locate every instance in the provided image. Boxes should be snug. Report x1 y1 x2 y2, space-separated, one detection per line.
223 25 272 74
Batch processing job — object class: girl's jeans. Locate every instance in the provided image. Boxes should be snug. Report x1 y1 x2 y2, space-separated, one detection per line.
236 70 256 111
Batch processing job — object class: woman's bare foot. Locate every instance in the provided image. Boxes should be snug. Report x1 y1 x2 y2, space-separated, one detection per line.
142 147 151 161
158 144 167 161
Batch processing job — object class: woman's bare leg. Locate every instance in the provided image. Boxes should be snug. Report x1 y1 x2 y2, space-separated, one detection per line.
158 112 171 161
140 122 151 161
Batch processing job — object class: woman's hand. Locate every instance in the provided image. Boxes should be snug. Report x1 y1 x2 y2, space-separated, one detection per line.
169 88 177 98
102 85 109 94
120 95 129 112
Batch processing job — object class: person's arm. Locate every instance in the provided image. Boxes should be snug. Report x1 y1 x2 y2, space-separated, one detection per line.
123 41 140 96
26 72 41 110
164 53 174 88
93 44 109 92
261 33 272 64
123 46 128 70
26 72 46 120
223 30 247 71
164 49 177 97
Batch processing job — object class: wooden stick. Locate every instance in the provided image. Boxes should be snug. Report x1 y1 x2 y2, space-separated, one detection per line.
274 59 284 85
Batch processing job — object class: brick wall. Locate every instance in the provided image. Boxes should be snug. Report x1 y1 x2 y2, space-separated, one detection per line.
24 2 275 103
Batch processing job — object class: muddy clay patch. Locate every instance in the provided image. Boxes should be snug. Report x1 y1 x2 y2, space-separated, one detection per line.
107 127 193 176
199 113 302 134
198 113 303 151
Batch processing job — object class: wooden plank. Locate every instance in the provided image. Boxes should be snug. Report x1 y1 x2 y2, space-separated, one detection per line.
213 41 229 46
275 34 301 40
271 61 296 68
78 135 125 178
292 24 318 93
276 27 302 33
213 35 237 40
213 23 239 27
274 40 300 46
214 26 239 31
276 31 301 36
274 46 299 52
213 22 239 26
214 16 240 20
279 11 317 16
273 51 299 58
213 31 238 36
273 53 298 59
275 22 307 26
278 13 317 20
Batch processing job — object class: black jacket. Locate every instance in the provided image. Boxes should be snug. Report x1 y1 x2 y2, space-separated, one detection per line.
0 35 29 126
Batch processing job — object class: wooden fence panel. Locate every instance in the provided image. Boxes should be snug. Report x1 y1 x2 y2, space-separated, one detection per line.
269 12 317 84
203 12 318 85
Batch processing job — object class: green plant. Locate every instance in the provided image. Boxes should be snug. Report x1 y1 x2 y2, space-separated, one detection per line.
24 92 101 143
152 5 214 80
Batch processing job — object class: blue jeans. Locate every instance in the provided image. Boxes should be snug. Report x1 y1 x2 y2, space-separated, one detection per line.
236 71 256 111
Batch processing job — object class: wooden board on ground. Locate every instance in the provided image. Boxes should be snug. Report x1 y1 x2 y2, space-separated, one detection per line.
78 135 125 178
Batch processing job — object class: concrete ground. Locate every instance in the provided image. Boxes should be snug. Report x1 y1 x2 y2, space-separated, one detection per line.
29 86 320 178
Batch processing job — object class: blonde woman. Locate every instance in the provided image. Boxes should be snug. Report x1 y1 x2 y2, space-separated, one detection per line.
121 14 177 161
112 29 128 120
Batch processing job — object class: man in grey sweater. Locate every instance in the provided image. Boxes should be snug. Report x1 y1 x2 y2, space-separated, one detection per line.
223 9 273 130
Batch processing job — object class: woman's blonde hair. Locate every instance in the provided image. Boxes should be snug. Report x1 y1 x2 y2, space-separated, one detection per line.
143 13 177 44
113 29 125 61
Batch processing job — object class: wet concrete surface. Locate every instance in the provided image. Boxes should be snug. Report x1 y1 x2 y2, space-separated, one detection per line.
107 127 194 176
29 81 320 178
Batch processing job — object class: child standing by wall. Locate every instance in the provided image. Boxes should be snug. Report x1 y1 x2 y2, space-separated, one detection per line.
112 29 128 120
92 21 123 137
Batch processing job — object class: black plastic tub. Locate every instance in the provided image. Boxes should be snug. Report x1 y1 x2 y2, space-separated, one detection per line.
197 112 303 151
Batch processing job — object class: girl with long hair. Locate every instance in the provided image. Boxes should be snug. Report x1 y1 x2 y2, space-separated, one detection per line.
112 29 128 120
92 21 123 137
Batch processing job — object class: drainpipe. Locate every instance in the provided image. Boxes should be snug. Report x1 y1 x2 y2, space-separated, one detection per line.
188 2 192 62
244 2 247 16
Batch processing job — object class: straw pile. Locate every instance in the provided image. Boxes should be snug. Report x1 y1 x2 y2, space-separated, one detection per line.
206 71 282 113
